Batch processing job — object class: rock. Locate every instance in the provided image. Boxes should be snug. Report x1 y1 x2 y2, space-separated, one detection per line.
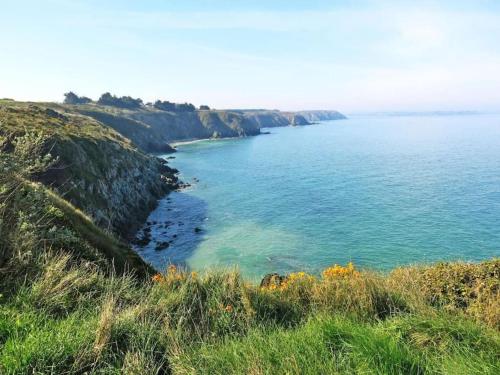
194 227 202 233
132 229 152 246
155 241 170 251
260 273 286 288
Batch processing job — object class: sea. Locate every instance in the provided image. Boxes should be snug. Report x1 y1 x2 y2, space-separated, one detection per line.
134 113 500 280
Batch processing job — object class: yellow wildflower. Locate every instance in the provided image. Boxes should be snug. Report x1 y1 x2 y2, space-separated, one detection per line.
151 274 163 282
322 262 359 279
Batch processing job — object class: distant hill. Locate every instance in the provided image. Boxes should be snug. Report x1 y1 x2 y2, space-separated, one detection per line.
241 109 347 128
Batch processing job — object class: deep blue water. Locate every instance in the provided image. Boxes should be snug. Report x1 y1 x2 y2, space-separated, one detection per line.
135 114 500 279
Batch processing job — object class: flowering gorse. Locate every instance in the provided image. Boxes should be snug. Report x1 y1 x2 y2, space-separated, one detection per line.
261 263 359 292
322 262 359 279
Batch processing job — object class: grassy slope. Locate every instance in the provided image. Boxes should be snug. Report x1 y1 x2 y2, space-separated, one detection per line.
44 187 153 276
0 257 498 374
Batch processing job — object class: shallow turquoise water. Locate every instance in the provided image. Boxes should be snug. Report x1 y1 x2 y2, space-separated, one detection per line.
136 114 500 279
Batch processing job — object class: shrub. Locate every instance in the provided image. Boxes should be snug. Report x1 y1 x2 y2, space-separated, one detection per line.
153 100 196 112
389 260 500 328
97 93 143 109
63 92 92 105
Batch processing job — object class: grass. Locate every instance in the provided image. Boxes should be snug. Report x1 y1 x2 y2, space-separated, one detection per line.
0 258 498 374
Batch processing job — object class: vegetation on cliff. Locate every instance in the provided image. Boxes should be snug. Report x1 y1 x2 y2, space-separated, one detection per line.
97 93 144 109
0 100 179 238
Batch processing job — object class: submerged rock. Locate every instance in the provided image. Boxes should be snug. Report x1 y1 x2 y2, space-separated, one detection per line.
155 241 170 251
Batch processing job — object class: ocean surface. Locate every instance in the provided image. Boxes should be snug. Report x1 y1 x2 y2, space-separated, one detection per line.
135 114 500 279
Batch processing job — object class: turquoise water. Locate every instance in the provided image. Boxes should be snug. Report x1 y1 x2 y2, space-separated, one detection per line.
136 114 500 279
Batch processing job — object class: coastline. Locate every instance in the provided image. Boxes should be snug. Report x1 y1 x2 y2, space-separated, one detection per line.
170 138 216 147
170 134 260 148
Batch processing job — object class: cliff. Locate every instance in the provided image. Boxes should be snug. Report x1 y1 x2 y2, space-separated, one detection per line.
66 104 261 153
52 103 346 154
0 101 179 240
296 110 347 122
242 109 346 128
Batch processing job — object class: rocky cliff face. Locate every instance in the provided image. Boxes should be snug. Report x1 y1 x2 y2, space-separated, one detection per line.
70 105 260 153
284 113 310 126
243 110 346 128
295 110 347 122
49 137 178 239
0 101 179 239
64 104 345 153
243 111 291 128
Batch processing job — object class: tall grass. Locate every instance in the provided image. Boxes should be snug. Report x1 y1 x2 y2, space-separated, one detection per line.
1 255 498 374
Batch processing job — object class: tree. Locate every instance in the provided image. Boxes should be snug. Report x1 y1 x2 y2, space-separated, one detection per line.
63 92 92 105
175 103 196 112
154 100 196 112
153 100 176 112
97 93 143 109
199 105 210 110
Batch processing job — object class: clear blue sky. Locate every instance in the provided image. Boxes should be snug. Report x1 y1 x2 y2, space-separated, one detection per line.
1 0 499 112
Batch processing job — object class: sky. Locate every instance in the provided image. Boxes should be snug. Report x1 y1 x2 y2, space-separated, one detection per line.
1 0 500 112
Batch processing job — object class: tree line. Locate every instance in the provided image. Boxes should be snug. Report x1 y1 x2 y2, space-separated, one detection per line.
63 92 210 111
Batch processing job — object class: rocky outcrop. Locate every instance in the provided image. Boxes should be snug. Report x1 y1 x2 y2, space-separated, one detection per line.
260 273 287 288
49 139 179 239
284 113 310 126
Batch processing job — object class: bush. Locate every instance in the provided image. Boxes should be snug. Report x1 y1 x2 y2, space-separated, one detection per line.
63 92 92 105
153 100 196 112
97 93 143 109
389 260 500 328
